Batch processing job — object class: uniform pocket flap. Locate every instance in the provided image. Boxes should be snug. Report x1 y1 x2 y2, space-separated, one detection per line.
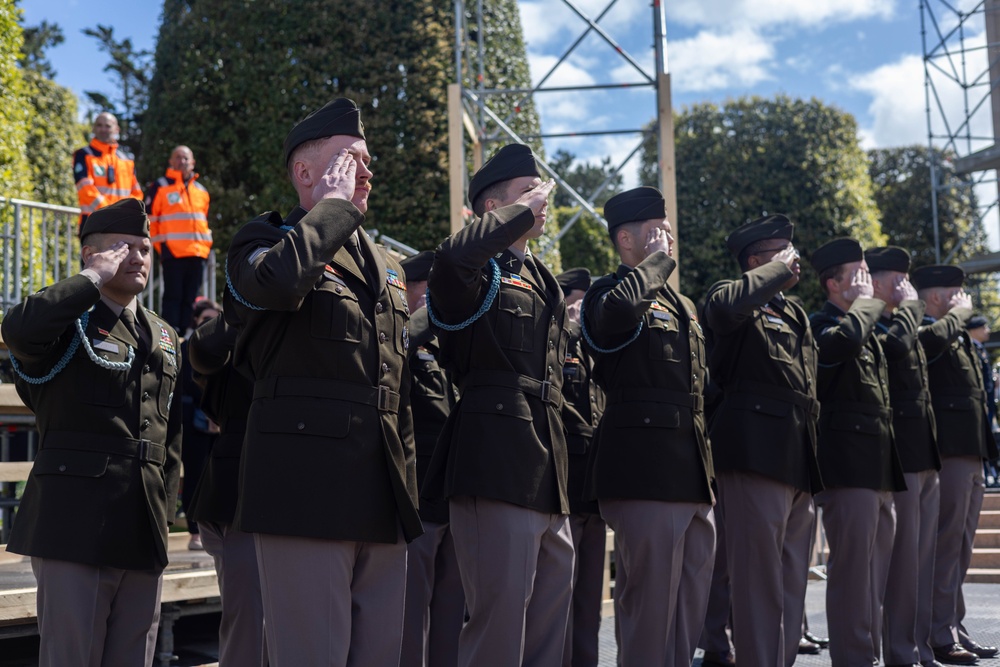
934 395 974 411
256 397 352 438
728 393 792 417
460 388 533 421
613 402 680 428
32 449 110 478
828 412 881 434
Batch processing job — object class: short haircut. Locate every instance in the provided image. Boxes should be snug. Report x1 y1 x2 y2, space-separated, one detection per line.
472 180 511 217
738 238 775 272
81 232 111 250
818 264 846 296
193 298 223 319
610 221 644 252
286 137 328 181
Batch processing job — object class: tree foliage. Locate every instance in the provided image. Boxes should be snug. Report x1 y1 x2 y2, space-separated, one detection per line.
641 96 885 311
143 0 540 260
548 149 623 209
0 0 30 199
555 207 618 277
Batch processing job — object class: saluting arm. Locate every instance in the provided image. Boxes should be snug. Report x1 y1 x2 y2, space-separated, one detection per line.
918 307 972 359
811 298 885 364
229 198 364 312
1 274 102 363
704 261 794 335
188 315 236 376
879 300 924 361
428 204 535 318
584 252 675 339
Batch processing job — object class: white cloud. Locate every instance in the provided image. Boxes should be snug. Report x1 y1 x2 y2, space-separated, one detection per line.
666 0 894 30
521 0 650 50
668 29 776 91
850 54 927 148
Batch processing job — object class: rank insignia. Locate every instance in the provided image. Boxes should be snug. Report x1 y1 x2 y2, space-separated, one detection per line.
402 325 409 351
386 269 406 291
158 325 177 364
761 305 780 318
324 264 347 286
501 275 533 291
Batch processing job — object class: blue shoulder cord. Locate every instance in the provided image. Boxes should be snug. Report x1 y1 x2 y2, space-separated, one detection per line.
580 276 644 354
10 310 135 384
226 224 296 311
425 259 501 332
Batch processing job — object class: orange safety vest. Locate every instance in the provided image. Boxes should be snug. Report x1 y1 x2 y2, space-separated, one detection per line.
73 139 143 223
146 169 212 259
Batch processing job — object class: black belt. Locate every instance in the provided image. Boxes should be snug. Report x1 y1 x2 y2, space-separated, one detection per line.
460 370 563 409
608 387 704 412
42 431 167 465
729 379 819 418
253 376 400 414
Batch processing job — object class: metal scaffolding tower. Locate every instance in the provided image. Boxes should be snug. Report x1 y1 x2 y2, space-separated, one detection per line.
921 0 1000 266
448 0 677 275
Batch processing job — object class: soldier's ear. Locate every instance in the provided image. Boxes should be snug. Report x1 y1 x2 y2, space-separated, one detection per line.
290 159 312 188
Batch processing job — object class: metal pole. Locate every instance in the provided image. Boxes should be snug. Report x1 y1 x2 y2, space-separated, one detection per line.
922 0 944 263
13 202 21 306
653 0 679 288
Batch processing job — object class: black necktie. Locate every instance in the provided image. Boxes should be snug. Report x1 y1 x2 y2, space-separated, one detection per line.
346 233 366 270
523 254 543 288
121 309 147 355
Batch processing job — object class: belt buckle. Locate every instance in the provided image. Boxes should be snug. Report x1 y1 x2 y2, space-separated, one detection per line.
540 381 552 404
377 385 391 412
137 439 151 462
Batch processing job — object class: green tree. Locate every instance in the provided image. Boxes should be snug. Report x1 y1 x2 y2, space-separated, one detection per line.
555 207 618 277
143 0 541 260
548 148 623 209
641 96 886 311
0 0 30 199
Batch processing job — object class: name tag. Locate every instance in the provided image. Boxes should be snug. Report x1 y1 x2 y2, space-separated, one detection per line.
766 316 784 325
417 350 435 361
652 310 671 321
93 339 119 353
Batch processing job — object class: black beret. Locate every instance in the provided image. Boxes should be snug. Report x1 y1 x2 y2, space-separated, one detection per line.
555 267 591 296
80 198 149 240
468 144 541 206
725 214 793 259
400 250 435 283
809 238 863 275
911 264 965 290
865 246 911 274
604 186 667 232
283 98 365 166
967 315 989 330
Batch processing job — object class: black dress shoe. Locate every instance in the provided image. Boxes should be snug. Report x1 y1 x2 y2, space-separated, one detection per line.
701 650 736 667
922 660 949 667
933 644 979 665
798 637 822 655
804 631 831 648
961 641 999 660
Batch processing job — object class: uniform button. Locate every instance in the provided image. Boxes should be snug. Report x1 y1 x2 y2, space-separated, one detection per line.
548 365 554 374
376 302 384 313
855 425 861 430
549 340 555 349
335 286 343 294
142 391 150 401
496 403 504 410
551 316 556 324
755 404 761 410
590 395 596 402
297 422 305 430
58 464 66 472
379 332 387 343
143 365 150 374
381 363 389 375
643 417 651 424
141 419 150 431
515 306 523 315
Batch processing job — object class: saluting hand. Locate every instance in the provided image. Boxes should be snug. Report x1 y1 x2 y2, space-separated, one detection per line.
313 149 358 204
951 290 973 311
644 227 671 259
843 266 874 301
515 179 556 217
894 276 918 303
771 245 800 272
83 241 130 285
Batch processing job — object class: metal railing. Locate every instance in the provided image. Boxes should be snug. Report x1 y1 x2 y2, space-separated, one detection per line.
0 197 218 320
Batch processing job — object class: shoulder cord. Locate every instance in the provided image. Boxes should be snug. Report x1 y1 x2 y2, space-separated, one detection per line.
580 274 644 354
226 224 296 311
9 311 135 385
426 259 501 332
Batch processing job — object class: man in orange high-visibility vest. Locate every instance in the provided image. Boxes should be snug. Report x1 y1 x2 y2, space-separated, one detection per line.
145 145 212 333
73 112 143 226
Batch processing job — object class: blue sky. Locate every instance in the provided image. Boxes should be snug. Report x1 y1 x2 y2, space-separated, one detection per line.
20 0 997 248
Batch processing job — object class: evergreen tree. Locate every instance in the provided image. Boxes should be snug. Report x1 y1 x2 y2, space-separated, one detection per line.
0 0 30 200
641 96 885 311
142 0 541 256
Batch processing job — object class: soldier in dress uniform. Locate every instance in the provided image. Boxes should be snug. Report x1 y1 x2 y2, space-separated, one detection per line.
422 143 572 667
398 250 465 667
864 246 941 667
225 98 422 667
701 214 822 667
2 198 182 667
186 313 266 667
556 267 607 667
808 238 905 667
913 265 1000 665
581 186 715 667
